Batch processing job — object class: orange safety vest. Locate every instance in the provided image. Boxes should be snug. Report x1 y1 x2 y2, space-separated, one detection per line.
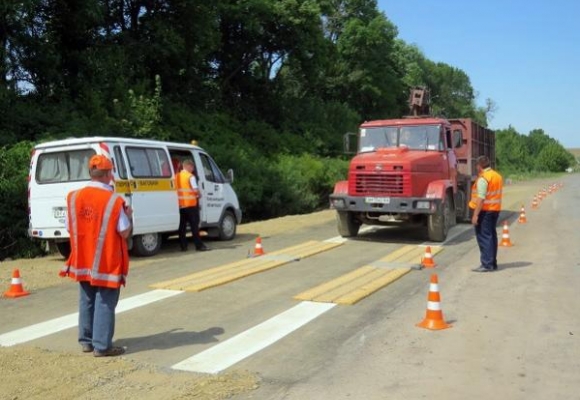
60 187 129 288
469 168 503 211
176 170 198 208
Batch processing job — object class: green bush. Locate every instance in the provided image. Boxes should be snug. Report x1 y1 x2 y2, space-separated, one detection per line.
0 141 45 260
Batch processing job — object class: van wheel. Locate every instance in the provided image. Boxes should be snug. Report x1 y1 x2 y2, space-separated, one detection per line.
131 233 161 257
218 211 237 240
56 241 71 259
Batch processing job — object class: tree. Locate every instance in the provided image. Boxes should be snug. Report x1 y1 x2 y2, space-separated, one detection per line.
536 142 574 172
320 0 406 119
495 126 532 173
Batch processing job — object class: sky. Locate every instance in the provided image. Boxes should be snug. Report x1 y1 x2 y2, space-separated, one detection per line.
378 0 580 148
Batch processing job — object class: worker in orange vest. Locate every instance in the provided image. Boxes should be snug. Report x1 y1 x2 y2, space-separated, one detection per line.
176 159 209 252
469 155 503 272
60 155 132 357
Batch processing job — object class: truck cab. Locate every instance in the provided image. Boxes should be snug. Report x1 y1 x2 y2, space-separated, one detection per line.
330 117 469 242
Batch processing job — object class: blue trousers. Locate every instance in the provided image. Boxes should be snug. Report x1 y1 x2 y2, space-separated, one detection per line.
475 210 500 269
78 281 120 352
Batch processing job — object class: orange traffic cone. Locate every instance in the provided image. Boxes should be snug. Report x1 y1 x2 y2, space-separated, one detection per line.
253 236 265 257
421 246 436 268
531 196 538 210
417 274 451 330
518 205 527 223
537 191 544 201
499 221 514 247
3 269 30 298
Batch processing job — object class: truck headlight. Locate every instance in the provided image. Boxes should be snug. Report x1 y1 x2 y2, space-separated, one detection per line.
331 198 346 208
416 201 430 209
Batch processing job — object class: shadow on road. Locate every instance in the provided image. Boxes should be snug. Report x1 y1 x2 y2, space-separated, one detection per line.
115 326 225 354
497 261 533 270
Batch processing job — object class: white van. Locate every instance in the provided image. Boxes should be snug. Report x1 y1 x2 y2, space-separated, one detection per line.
28 137 242 257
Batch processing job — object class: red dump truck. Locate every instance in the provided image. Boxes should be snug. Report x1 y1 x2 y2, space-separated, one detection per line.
329 90 495 242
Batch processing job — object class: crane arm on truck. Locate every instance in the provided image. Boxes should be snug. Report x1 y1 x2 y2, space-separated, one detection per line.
408 87 430 117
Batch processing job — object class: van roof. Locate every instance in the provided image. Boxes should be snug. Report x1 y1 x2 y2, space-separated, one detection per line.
34 136 203 151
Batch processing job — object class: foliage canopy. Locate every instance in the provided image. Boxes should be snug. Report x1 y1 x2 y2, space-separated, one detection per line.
0 0 574 259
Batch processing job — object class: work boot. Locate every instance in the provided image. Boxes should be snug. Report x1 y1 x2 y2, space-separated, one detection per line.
93 346 125 357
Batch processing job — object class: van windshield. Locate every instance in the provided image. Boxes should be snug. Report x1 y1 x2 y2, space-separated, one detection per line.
36 149 95 184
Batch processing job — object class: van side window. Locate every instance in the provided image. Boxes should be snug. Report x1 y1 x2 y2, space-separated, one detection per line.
199 153 225 183
36 149 95 184
126 147 170 178
113 146 128 179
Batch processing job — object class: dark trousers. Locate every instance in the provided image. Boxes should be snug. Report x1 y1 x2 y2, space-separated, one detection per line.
179 206 204 250
475 210 500 269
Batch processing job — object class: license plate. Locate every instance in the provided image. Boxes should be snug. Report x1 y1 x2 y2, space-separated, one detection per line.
365 197 390 204
53 207 67 219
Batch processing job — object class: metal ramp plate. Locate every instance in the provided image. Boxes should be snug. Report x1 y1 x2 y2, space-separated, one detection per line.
150 240 342 292
294 245 442 305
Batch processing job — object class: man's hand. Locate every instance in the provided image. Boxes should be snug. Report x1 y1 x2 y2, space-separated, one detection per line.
124 205 133 219
471 213 478 226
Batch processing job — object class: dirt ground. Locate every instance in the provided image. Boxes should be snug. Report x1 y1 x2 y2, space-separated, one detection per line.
0 210 335 400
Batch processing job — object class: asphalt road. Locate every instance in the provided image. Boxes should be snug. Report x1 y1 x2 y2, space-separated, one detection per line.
2 174 579 400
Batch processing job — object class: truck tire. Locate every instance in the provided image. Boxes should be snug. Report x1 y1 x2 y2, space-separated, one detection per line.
427 193 455 242
56 241 71 259
131 233 161 257
336 211 360 237
218 210 237 240
455 188 471 223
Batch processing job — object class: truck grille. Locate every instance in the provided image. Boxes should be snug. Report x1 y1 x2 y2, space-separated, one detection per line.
349 172 410 196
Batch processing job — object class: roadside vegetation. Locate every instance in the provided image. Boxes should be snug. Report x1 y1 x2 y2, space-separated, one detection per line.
0 1 575 260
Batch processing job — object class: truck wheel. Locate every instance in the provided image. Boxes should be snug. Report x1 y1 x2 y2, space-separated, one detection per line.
455 188 470 223
336 211 360 237
218 210 237 240
131 233 161 257
427 193 454 242
56 241 71 259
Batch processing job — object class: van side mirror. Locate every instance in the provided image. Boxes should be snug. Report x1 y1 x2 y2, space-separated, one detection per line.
226 168 234 183
452 129 463 148
343 132 357 154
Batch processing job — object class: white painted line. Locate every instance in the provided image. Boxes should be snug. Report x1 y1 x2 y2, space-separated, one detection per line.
115 289 183 313
324 236 348 244
172 301 336 374
0 289 183 347
359 226 376 234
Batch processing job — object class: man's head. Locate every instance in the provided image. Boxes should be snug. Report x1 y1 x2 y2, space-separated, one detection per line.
182 159 195 172
89 155 113 180
476 155 491 172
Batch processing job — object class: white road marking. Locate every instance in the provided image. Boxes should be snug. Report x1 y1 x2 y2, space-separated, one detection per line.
324 226 376 243
172 301 336 374
324 236 348 244
0 289 183 347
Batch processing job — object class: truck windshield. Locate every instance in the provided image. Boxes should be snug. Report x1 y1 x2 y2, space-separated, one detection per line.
359 125 443 152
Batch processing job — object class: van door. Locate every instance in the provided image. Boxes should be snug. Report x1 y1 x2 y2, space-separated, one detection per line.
121 144 179 235
195 152 227 225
